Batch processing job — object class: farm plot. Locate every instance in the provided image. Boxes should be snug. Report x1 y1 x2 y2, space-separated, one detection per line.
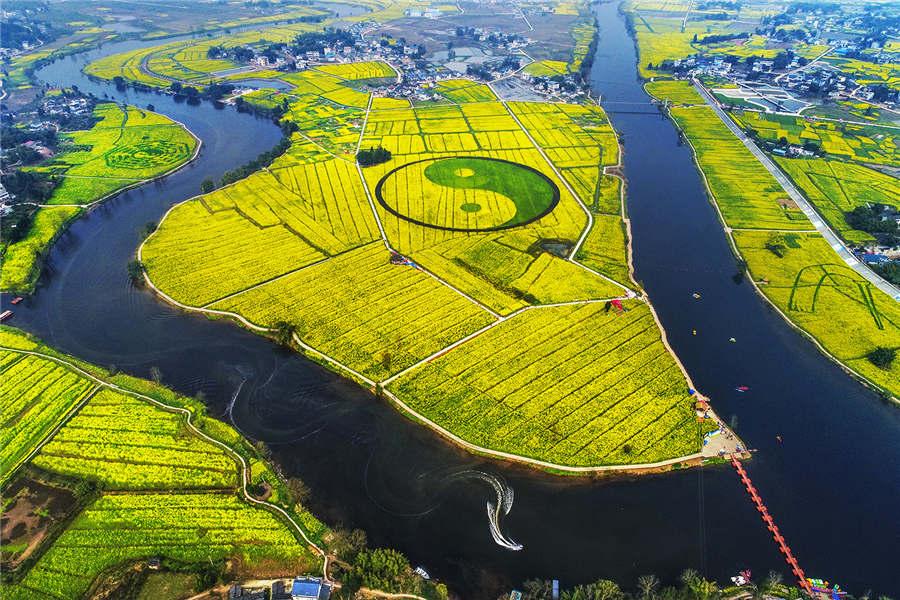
775 158 899 245
388 301 700 466
142 156 378 306
84 46 172 88
1 103 196 293
509 102 619 168
146 39 237 83
733 111 899 168
0 353 96 485
733 231 900 398
209 242 497 380
283 93 366 159
670 106 810 229
315 61 396 81
32 388 239 490
435 79 497 103
141 200 325 307
570 19 596 72
0 206 81 293
644 79 704 105
523 60 570 77
6 493 317 600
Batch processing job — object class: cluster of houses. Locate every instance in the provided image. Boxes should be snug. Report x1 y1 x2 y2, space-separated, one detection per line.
39 94 92 119
229 576 330 600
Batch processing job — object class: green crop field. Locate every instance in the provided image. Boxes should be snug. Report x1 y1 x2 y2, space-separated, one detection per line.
31 388 239 490
316 61 396 81
733 111 899 168
434 79 497 103
0 326 324 598
210 242 496 380
0 103 196 293
0 353 96 486
644 80 704 105
775 158 899 245
524 60 570 77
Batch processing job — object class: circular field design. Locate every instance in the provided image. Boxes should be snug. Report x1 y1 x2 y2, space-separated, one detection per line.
104 140 192 170
374 157 560 232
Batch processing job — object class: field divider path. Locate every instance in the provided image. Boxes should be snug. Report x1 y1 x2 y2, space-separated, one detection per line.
487 81 639 299
693 79 900 301
0 343 335 584
380 297 632 387
199 254 338 309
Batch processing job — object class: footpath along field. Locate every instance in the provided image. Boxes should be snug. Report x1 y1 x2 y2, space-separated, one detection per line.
0 103 197 293
138 57 725 469
0 326 326 600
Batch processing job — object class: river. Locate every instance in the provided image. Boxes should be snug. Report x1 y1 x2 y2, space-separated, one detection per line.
2 2 898 597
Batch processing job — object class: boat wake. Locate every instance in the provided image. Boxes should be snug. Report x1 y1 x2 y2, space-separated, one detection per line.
449 471 523 551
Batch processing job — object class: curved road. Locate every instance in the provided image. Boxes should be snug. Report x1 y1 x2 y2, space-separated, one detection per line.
693 80 900 301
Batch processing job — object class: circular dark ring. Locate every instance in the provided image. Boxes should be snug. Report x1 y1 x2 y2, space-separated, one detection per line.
373 156 560 232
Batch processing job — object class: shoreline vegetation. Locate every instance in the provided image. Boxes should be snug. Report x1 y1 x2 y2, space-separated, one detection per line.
627 10 900 403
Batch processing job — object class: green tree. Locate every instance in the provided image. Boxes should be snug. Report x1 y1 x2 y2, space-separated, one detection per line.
285 476 310 506
347 548 418 594
126 260 144 284
200 178 215 193
638 575 660 600
867 347 896 370
765 232 787 258
562 579 623 600
272 320 296 347
328 528 367 563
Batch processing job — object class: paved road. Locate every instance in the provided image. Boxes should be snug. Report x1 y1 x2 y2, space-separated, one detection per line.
694 81 900 301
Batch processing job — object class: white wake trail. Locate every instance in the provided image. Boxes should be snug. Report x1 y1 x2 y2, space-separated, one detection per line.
450 471 523 551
